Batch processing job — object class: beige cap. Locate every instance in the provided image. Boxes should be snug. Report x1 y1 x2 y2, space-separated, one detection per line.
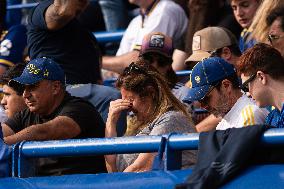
185 27 238 63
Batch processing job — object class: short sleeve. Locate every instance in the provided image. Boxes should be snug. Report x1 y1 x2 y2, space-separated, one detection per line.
150 111 193 136
28 0 52 30
241 105 268 126
58 98 104 136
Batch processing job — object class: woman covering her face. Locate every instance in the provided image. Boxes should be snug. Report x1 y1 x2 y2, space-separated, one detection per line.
105 59 196 173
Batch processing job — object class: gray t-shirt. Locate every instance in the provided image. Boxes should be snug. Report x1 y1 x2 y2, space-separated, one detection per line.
116 110 197 172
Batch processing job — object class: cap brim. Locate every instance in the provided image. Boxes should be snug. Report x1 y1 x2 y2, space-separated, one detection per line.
183 85 211 103
140 50 172 58
185 51 211 64
11 75 42 85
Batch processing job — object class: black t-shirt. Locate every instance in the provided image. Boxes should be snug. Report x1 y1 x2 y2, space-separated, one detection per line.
27 0 102 84
5 93 107 175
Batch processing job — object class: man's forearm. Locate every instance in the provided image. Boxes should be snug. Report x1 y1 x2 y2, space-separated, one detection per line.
4 124 48 145
4 116 81 145
102 51 140 73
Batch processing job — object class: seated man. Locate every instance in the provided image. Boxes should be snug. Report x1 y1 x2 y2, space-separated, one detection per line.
102 0 188 73
183 57 268 130
237 43 284 128
0 63 27 120
184 26 242 132
3 58 107 175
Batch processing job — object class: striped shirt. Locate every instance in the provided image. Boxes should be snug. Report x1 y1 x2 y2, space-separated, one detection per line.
216 95 269 130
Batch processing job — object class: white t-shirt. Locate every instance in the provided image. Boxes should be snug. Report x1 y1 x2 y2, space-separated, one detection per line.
216 95 269 130
116 0 188 55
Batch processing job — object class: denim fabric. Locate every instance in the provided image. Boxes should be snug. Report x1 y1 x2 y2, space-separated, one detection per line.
98 0 128 31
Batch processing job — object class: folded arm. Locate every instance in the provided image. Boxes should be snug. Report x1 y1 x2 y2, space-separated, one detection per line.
102 51 140 74
4 116 81 145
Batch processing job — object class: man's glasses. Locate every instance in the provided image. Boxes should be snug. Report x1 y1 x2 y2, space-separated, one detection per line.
268 34 283 45
123 62 147 75
241 73 257 93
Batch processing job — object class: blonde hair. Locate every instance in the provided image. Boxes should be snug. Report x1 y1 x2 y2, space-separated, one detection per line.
249 0 284 43
116 59 192 136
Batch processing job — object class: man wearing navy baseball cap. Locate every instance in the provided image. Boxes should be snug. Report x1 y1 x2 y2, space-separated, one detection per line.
184 57 268 130
3 57 107 175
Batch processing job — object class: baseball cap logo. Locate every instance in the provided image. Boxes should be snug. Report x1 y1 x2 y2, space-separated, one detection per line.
192 35 201 51
0 39 12 56
27 64 41 75
149 34 164 48
195 76 201 83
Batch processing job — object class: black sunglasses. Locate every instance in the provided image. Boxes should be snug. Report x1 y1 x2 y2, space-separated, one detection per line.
268 34 283 45
241 73 257 93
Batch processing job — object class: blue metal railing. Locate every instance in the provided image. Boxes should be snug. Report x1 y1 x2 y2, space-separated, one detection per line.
7 2 38 10
12 128 284 177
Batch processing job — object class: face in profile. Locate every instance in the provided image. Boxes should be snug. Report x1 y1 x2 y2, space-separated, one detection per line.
199 83 233 117
268 18 284 56
1 85 26 118
22 80 57 115
231 0 260 29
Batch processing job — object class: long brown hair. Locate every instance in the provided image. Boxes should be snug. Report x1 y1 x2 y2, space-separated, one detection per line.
116 59 192 135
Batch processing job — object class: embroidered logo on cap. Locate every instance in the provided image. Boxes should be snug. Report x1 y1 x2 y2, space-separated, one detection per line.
149 34 164 48
192 35 201 51
27 64 41 75
195 76 201 83
0 39 12 56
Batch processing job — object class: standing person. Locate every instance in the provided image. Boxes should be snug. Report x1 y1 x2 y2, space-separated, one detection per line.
27 0 101 84
102 0 188 73
27 0 127 135
237 43 284 128
230 0 261 52
183 57 268 130
266 6 284 56
105 60 196 172
3 58 107 175
98 0 129 32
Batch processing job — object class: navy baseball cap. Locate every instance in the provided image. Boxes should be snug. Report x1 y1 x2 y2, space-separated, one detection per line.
183 57 236 103
12 58 65 85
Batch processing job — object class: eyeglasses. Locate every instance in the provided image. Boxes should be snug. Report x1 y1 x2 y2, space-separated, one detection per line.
123 62 147 75
268 34 283 45
241 73 257 93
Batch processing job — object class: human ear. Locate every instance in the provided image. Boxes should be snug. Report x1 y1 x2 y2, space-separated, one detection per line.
220 79 232 93
257 71 267 85
220 47 232 60
51 81 62 94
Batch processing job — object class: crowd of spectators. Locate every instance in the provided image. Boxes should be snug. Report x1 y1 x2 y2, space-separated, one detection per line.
0 0 283 183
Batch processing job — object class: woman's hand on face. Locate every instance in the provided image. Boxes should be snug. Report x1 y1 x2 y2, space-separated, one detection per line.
108 99 133 125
